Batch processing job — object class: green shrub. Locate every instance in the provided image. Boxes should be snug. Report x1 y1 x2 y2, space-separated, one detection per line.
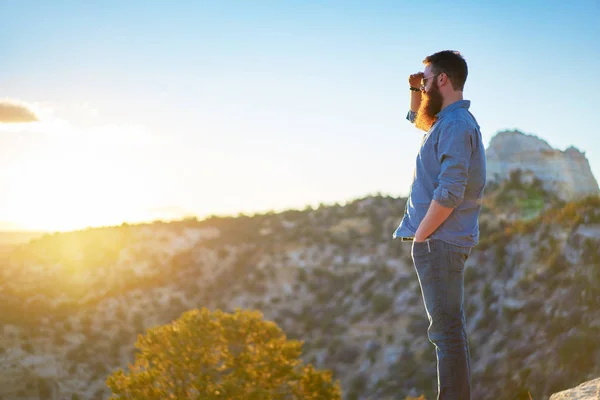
372 294 393 315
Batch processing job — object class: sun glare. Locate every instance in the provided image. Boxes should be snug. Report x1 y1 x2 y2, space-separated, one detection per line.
3 123 156 232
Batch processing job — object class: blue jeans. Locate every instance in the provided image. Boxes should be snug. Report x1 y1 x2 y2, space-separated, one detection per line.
411 238 473 400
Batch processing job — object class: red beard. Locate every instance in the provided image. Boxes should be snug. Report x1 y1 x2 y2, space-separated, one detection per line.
415 80 443 131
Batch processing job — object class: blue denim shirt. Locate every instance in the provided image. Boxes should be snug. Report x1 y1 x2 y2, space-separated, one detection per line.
393 99 487 247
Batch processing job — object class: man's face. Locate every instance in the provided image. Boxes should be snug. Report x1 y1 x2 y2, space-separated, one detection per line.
415 66 444 131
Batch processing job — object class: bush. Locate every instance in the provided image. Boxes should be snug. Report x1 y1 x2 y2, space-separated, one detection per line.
331 344 361 364
547 250 569 274
106 307 342 399
372 294 393 315
22 341 33 353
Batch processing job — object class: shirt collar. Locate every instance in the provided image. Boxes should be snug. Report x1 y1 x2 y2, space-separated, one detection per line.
436 99 470 119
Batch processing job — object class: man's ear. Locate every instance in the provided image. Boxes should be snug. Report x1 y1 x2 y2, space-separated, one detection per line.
440 72 449 87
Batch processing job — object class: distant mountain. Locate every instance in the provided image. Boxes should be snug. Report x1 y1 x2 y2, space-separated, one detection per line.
0 230 46 245
0 221 28 231
486 130 600 201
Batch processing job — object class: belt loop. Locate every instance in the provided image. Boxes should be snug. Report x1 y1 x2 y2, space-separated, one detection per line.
427 240 431 253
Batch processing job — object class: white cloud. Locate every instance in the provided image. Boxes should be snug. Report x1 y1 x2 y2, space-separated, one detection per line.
0 99 158 146
0 99 39 123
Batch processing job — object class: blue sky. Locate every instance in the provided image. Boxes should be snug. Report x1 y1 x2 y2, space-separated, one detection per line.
1 0 599 230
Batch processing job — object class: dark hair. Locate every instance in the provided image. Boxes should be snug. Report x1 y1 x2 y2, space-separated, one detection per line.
423 50 468 91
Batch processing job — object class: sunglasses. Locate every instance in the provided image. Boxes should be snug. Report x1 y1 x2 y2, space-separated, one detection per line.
421 72 443 89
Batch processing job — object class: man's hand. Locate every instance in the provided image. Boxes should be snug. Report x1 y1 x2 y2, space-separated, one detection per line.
409 72 424 89
413 234 428 243
414 226 428 242
413 200 455 243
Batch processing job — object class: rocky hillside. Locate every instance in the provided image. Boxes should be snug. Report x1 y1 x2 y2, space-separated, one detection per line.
0 171 599 399
486 130 600 201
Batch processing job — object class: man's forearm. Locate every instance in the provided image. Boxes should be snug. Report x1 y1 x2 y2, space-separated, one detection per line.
410 90 422 112
414 199 454 241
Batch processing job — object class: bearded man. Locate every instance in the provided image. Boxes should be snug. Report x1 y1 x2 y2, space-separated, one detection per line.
392 50 487 400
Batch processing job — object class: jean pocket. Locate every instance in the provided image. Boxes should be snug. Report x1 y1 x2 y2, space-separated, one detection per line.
411 238 433 257
446 249 468 273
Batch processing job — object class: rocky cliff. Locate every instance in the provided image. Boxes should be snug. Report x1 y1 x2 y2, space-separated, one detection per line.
549 377 600 399
486 130 600 201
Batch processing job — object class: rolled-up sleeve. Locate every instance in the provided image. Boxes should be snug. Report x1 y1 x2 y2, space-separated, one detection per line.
433 120 473 208
406 110 416 123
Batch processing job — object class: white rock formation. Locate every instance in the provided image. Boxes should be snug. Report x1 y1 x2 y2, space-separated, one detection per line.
486 130 600 201
549 377 600 399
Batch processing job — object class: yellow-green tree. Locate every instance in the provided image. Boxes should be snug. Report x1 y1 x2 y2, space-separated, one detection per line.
106 307 341 399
